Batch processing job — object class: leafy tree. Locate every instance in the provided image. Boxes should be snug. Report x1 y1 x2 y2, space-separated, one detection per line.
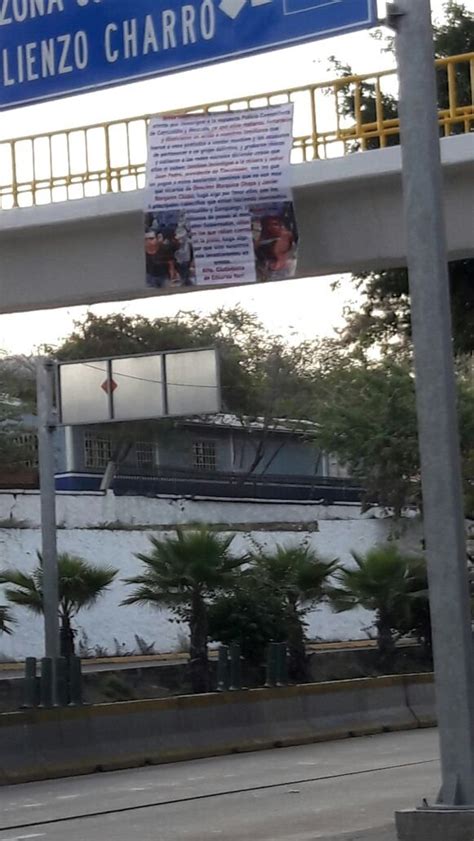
338 2 474 353
0 355 36 476
0 553 118 658
342 260 474 356
309 343 474 515
328 544 426 668
328 57 399 152
311 348 420 515
435 1 474 115
123 526 243 693
208 568 289 666
250 543 337 682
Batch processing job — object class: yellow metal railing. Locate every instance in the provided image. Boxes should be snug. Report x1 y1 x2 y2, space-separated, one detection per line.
0 52 472 211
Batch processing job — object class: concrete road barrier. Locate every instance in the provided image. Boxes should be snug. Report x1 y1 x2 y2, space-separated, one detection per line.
403 674 437 728
396 807 474 840
302 677 418 741
0 673 435 786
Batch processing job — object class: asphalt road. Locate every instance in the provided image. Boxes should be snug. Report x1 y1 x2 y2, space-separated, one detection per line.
0 729 439 841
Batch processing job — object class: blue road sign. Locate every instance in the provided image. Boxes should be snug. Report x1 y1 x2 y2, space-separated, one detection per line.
0 0 377 110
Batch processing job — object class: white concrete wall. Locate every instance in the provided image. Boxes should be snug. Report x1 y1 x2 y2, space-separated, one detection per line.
0 491 423 660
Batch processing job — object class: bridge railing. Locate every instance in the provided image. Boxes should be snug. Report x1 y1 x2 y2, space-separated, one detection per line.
0 52 472 211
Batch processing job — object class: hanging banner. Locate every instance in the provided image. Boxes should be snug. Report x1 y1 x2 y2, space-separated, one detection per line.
144 104 298 290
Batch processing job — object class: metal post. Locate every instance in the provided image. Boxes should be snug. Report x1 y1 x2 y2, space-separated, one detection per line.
392 0 474 805
276 643 288 687
69 656 84 706
265 643 278 688
39 657 54 708
229 643 242 691
36 359 60 672
216 645 229 692
55 657 68 707
22 657 38 709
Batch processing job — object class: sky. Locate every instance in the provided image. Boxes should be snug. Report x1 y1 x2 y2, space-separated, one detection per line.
0 0 449 355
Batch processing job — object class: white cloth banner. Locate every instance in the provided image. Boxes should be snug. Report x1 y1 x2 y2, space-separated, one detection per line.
144 104 298 290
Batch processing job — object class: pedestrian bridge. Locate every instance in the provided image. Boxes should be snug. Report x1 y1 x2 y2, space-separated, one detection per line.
0 52 473 314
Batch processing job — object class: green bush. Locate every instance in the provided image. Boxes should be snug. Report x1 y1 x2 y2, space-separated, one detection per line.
208 571 288 666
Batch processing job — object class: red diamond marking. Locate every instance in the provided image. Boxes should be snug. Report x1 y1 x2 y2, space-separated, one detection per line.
101 378 117 395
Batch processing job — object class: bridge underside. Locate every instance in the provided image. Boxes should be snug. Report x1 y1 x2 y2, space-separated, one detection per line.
0 134 472 314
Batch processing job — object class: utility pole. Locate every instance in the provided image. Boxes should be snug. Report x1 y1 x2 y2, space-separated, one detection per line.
390 0 474 830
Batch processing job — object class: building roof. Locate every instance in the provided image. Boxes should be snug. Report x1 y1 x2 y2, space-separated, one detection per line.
176 413 319 438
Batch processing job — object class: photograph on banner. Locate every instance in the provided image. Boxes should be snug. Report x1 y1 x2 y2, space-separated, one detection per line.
252 201 298 282
144 104 298 291
144 201 298 288
145 211 195 289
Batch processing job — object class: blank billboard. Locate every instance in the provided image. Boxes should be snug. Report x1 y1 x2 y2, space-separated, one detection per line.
58 348 220 426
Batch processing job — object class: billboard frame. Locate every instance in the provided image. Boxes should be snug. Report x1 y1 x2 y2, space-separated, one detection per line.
56 346 222 426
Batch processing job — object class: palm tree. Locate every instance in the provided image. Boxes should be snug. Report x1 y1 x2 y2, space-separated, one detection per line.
252 544 338 682
328 544 423 668
0 553 118 658
123 525 243 693
399 554 432 658
0 605 16 636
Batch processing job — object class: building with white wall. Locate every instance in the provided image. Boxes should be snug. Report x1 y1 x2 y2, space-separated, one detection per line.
0 490 422 661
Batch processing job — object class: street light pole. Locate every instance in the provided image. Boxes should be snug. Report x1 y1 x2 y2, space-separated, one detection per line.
391 0 474 806
36 358 60 666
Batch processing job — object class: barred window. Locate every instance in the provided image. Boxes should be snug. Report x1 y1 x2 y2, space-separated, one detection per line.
12 433 38 468
192 440 217 472
135 441 156 468
84 434 112 469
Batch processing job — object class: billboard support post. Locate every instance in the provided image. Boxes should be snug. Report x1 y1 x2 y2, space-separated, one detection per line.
36 359 60 682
